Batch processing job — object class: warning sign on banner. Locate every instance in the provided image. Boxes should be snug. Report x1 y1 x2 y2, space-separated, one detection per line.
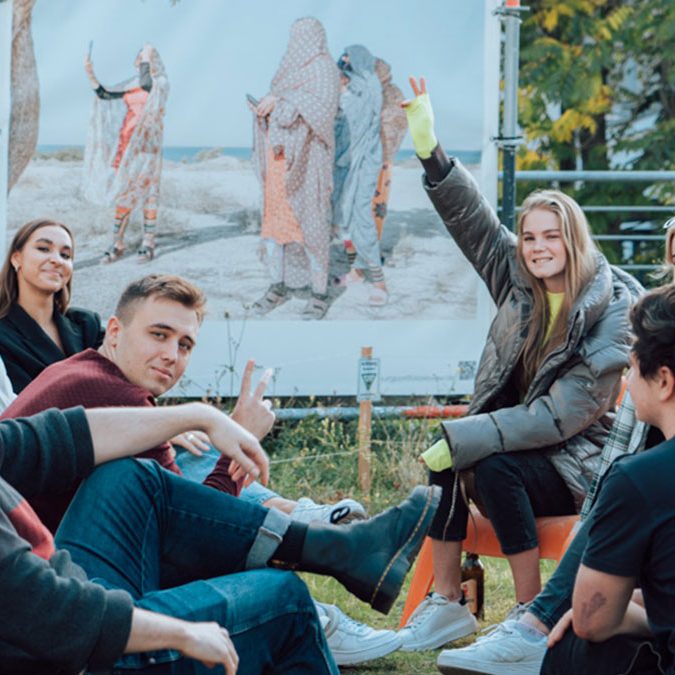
357 357 381 402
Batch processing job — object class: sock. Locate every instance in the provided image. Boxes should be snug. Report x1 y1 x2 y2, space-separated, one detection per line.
370 266 385 284
514 620 547 642
143 208 157 239
274 521 308 563
113 207 131 239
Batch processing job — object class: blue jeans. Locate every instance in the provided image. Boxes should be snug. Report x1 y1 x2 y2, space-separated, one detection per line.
55 459 337 674
528 513 592 629
175 446 280 505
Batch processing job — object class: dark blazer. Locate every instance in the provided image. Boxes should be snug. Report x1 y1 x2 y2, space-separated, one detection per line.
0 304 104 393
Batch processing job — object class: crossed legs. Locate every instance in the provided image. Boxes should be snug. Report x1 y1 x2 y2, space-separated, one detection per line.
55 459 336 674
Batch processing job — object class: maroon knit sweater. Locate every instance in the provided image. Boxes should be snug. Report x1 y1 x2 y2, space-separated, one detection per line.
1 349 241 531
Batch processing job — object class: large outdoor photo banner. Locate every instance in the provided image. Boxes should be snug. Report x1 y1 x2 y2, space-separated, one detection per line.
6 0 501 398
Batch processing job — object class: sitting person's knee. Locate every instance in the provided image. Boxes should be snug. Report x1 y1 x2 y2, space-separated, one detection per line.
474 453 517 486
265 570 316 613
83 457 163 495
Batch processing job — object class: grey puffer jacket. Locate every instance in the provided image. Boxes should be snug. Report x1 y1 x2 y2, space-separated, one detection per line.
426 161 643 509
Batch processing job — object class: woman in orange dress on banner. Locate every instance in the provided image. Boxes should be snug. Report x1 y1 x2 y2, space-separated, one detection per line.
83 43 169 263
372 57 407 240
251 17 339 320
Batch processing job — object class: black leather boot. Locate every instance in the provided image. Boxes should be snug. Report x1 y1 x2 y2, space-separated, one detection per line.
299 485 441 614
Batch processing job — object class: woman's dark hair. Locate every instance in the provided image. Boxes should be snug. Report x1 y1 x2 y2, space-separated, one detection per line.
0 219 74 319
630 284 675 379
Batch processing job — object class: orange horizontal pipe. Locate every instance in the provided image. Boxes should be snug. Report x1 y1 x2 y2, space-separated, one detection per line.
401 405 469 419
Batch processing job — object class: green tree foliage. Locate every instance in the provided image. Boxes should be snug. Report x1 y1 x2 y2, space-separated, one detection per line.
515 0 674 271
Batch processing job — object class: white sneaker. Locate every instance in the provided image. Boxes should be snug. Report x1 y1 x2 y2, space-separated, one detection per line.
315 602 401 665
436 620 547 675
291 497 367 525
398 592 478 652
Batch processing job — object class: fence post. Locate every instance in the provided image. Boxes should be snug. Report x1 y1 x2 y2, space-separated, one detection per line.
357 346 373 497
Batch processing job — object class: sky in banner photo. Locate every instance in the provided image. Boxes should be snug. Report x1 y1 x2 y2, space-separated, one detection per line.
32 0 489 151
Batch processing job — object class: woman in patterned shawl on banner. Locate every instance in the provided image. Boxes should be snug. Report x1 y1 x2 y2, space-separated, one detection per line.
83 43 169 263
251 17 339 320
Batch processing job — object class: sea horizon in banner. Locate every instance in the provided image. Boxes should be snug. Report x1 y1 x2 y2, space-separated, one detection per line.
6 0 501 396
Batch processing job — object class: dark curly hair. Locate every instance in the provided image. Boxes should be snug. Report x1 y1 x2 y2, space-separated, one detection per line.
630 284 675 379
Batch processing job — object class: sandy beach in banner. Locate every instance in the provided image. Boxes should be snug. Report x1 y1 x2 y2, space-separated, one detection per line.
7 154 479 322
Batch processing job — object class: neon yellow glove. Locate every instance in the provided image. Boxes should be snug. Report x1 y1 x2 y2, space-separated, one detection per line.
420 438 452 472
404 92 437 160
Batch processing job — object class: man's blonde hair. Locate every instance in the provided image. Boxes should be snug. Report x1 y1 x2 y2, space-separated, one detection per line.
115 274 207 325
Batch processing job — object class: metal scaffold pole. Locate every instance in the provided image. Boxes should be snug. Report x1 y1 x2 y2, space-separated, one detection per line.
495 0 527 231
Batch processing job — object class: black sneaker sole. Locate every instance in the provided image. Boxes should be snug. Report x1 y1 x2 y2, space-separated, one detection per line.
369 485 442 614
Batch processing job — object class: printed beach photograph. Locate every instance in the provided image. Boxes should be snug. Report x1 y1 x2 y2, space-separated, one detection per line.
6 0 500 394
7 0 496 323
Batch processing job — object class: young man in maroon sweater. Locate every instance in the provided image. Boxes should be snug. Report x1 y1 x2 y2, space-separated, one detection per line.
2 274 364 532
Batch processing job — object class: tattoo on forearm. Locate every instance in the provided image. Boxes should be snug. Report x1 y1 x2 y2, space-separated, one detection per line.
581 592 607 621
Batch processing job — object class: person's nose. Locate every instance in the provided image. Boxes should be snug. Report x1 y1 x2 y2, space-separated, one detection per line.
160 340 179 364
532 236 546 252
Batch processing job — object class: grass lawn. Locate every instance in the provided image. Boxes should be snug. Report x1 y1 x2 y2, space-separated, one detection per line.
258 412 557 673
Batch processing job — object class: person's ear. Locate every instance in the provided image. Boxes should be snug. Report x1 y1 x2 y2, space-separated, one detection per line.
105 315 122 347
661 365 675 402
10 251 21 272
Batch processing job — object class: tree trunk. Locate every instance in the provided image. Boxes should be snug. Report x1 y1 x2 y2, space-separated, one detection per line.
9 0 38 193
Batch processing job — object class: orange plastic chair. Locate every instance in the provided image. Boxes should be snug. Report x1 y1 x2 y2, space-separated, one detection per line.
399 509 579 627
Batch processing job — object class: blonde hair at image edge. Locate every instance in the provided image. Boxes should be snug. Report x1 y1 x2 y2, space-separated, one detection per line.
666 223 675 282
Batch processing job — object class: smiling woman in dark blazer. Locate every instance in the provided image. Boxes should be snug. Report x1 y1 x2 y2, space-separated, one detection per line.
0 219 103 393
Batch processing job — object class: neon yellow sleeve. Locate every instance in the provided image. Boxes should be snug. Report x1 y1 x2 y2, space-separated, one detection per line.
420 438 453 472
403 93 438 160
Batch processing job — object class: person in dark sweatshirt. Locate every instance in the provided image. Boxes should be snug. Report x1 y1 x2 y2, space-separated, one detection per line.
0 402 439 673
541 285 675 674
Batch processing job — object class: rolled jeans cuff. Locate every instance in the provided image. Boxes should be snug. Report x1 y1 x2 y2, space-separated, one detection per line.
245 507 292 569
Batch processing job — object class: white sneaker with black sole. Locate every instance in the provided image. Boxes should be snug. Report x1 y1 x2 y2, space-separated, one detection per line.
398 592 478 652
315 602 401 665
291 497 367 525
436 619 547 675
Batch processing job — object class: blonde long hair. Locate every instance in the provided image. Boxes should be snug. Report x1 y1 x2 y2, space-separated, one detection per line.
516 190 598 389
665 220 675 283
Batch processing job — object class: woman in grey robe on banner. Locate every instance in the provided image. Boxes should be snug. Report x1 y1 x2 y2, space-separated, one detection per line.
333 45 387 306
